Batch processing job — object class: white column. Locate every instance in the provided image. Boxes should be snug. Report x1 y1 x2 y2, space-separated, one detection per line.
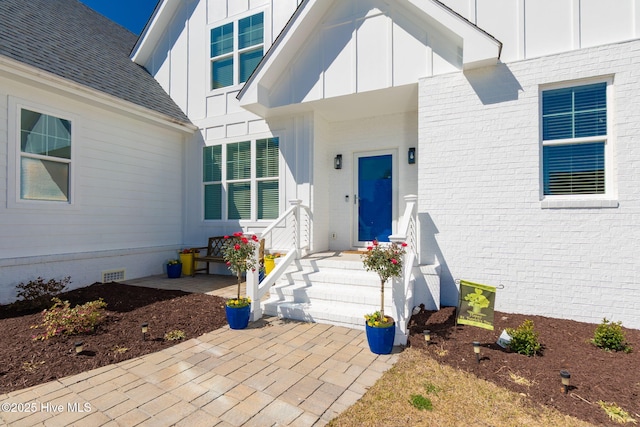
246 234 262 321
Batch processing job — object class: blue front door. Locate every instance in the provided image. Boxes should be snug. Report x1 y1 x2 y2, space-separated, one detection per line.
357 154 393 243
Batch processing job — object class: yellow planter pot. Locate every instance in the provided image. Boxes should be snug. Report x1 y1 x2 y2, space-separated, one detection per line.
179 253 194 276
264 258 275 275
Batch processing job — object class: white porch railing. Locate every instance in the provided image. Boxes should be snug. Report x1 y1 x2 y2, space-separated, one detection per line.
247 199 311 321
389 194 418 345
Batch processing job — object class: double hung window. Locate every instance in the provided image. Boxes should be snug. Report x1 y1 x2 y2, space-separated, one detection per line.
19 108 72 202
541 82 610 197
203 137 279 220
210 12 264 90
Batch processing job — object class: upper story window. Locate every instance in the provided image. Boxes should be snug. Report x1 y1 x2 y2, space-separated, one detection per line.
20 108 71 202
541 82 610 197
210 12 264 90
203 137 279 221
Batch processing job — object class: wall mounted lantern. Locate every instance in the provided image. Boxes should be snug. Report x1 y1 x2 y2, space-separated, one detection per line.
408 147 416 164
334 154 343 169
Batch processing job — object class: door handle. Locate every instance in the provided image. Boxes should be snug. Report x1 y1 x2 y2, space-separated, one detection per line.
354 194 358 205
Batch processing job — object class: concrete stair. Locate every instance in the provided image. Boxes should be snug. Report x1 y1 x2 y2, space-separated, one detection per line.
262 252 398 330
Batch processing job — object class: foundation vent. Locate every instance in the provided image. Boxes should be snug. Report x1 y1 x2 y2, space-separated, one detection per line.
102 269 125 283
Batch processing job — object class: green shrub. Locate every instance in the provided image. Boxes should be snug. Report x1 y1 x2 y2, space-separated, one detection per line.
164 329 186 341
506 320 542 356
32 297 107 340
16 276 71 308
591 318 632 353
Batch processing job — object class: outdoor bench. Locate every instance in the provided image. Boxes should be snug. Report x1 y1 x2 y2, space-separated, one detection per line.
193 236 265 276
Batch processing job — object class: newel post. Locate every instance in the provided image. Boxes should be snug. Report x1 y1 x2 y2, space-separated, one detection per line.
246 233 261 321
290 199 302 259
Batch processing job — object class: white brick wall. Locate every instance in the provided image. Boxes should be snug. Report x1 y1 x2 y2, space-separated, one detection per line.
419 39 640 329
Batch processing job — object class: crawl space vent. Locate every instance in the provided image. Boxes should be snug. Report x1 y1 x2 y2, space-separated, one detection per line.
102 269 125 283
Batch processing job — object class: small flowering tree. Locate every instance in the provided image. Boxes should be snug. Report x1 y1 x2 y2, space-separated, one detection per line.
361 240 407 326
223 232 259 308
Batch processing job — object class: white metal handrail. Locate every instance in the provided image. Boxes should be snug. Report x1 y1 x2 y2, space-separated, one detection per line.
247 199 311 320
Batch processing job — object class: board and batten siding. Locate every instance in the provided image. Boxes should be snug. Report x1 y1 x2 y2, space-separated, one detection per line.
0 75 186 303
419 39 640 329
440 0 640 63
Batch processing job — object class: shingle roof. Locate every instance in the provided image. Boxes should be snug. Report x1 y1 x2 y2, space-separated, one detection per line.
0 0 190 125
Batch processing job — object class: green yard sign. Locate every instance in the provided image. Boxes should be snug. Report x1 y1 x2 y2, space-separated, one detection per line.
457 280 496 330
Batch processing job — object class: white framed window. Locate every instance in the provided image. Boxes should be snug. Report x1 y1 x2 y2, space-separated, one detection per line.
203 137 279 221
16 106 73 203
210 12 264 90
540 80 616 207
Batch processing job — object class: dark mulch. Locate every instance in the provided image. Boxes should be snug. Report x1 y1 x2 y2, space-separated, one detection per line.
408 306 640 426
0 282 227 394
1 284 638 426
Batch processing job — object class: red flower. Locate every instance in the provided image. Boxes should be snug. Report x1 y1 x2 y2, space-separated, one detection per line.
367 246 373 251
226 261 231 266
233 232 243 237
241 237 249 244
251 235 259 242
373 240 378 246
401 242 408 247
391 258 398 264
224 235 230 239
234 244 241 250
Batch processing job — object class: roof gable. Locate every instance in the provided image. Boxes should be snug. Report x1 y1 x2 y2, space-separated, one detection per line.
0 0 190 125
238 0 501 116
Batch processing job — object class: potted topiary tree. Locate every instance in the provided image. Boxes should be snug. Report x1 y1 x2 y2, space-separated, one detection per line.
361 239 407 354
222 232 259 329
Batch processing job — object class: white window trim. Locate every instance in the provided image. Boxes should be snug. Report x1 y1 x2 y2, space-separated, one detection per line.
539 78 618 209
203 133 282 223
7 96 77 209
208 8 269 93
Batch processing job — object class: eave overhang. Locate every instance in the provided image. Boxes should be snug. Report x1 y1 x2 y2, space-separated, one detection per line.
0 55 197 133
237 0 502 117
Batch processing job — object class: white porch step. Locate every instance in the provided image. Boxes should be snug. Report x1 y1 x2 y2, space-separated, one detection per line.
262 252 397 330
263 300 377 331
267 281 392 306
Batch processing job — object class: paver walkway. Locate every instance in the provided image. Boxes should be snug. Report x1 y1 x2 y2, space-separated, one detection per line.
0 275 400 426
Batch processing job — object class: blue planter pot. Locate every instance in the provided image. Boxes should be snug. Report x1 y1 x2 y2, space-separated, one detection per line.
225 304 251 330
167 263 182 278
365 320 395 354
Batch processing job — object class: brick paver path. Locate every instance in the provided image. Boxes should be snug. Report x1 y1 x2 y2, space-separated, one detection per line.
1 317 399 426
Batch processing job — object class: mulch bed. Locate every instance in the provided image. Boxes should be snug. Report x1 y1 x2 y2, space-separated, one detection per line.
1 284 638 426
408 306 640 426
0 283 227 394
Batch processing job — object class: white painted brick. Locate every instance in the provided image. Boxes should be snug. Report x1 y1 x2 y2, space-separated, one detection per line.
418 40 640 329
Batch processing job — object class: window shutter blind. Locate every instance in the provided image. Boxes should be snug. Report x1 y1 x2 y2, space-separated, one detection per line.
204 184 222 220
227 141 251 180
203 145 222 182
542 83 607 196
20 157 69 201
543 83 606 141
228 182 251 220
210 23 233 57
212 58 233 89
258 180 278 219
543 142 605 195
239 49 263 83
256 138 279 178
238 13 263 49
